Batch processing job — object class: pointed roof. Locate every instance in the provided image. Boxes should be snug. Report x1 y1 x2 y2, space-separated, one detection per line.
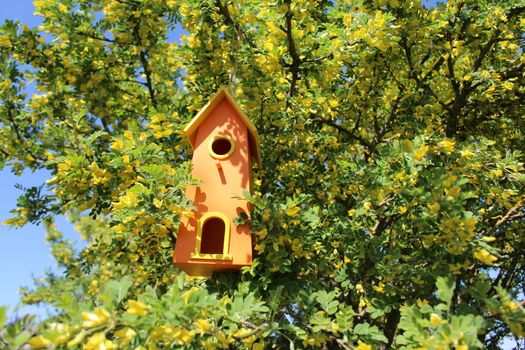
183 87 261 165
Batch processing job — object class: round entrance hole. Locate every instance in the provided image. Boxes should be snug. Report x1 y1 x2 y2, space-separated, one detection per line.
209 135 235 159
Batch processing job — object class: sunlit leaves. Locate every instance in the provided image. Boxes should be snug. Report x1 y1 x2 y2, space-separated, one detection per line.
1 0 525 348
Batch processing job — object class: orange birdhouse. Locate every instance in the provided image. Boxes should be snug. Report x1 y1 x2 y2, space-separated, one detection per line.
173 88 261 277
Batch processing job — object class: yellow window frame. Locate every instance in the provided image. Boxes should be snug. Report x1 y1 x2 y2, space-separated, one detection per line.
191 212 232 261
208 134 236 160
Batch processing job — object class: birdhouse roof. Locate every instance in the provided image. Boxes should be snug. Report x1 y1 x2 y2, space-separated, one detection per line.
183 88 261 165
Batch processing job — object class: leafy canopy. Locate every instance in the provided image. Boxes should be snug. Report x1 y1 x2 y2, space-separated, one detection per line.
1 0 524 349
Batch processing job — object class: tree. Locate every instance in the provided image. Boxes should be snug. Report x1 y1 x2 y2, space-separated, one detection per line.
1 0 524 348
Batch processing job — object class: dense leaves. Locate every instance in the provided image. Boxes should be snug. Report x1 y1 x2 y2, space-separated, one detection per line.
1 0 525 348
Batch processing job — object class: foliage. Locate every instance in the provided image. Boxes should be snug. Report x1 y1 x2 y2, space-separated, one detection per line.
1 0 525 348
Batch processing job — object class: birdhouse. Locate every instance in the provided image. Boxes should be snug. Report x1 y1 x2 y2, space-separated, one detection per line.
173 88 261 277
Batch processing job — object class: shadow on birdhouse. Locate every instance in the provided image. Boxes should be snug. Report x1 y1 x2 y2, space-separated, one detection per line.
173 88 261 277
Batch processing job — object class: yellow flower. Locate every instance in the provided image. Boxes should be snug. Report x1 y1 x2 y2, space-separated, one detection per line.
252 342 265 350
286 206 300 217
233 328 253 338
439 139 456 154
356 283 364 293
506 301 518 311
58 3 68 13
81 308 110 328
430 313 445 327
111 139 125 151
414 144 429 161
83 332 116 350
153 198 163 208
53 334 69 346
355 340 372 350
172 327 194 345
126 300 149 316
115 327 137 341
428 202 440 214
398 206 407 214
473 248 498 265
193 319 212 334
457 344 468 350
27 335 51 349
359 297 367 308
0 35 12 47
216 331 234 346
373 282 385 293
460 150 475 158
90 161 111 185
67 331 86 348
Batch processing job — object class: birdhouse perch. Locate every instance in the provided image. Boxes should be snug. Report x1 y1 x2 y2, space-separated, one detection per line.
173 88 261 277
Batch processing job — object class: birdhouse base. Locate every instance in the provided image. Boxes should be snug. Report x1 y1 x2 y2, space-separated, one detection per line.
174 260 251 277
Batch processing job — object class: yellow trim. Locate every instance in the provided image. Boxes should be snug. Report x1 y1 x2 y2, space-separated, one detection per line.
208 134 236 160
183 87 261 166
191 212 232 261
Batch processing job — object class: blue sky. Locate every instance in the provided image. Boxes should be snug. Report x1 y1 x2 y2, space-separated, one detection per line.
1 0 437 318
0 0 79 319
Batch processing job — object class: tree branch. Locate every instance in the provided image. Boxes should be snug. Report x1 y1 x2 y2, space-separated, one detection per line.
491 197 525 237
131 21 157 108
215 0 256 49
281 0 302 97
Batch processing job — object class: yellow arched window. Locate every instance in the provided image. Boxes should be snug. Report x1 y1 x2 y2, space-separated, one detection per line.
191 212 232 260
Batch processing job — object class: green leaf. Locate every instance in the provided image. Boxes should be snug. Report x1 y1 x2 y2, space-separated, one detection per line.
101 275 133 307
0 306 7 329
13 331 31 348
84 130 107 146
315 291 339 315
436 276 455 306
233 210 249 225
